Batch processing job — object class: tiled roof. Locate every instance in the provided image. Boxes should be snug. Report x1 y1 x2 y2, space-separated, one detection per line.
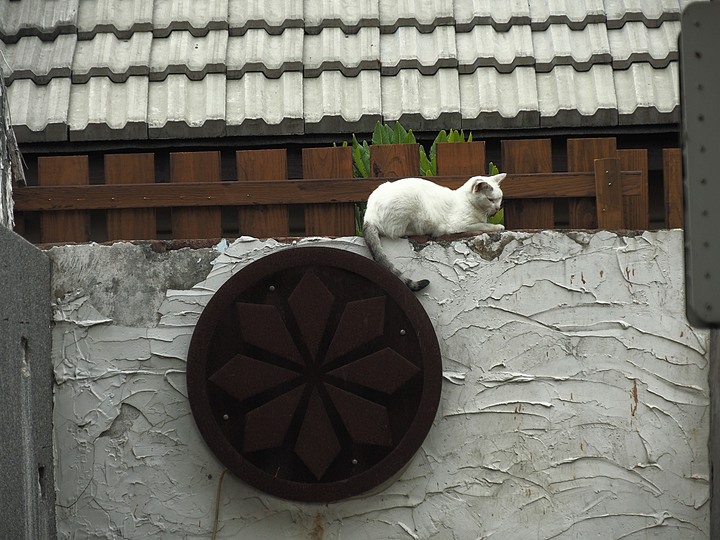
0 0 701 143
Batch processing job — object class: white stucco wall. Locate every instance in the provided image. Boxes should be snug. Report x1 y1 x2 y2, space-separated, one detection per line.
51 230 709 539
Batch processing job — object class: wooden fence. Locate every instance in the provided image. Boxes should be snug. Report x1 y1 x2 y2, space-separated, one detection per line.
12 137 684 244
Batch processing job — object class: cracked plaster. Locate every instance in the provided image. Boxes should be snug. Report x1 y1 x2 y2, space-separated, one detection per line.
51 231 709 539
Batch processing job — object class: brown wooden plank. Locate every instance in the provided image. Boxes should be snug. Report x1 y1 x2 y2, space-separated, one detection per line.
436 141 486 176
38 155 90 243
617 149 649 229
105 153 156 240
502 139 554 229
13 212 25 237
370 144 420 178
663 148 684 228
594 158 624 230
237 149 289 238
567 138 617 228
302 146 355 236
13 172 643 211
170 151 222 239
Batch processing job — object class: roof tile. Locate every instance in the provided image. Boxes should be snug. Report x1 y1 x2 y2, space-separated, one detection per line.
454 0 531 32
72 32 152 83
381 68 461 131
148 73 226 138
608 20 679 69
304 70 381 133
77 0 154 39
7 78 70 142
457 25 534 74
0 0 79 42
378 0 454 33
381 26 457 76
1 34 76 84
605 0 681 29
304 0 380 34
227 72 304 135
614 62 679 124
529 0 606 30
227 28 303 78
459 67 540 129
152 0 229 38
537 64 618 127
533 23 612 72
304 27 379 77
149 30 228 81
68 76 149 140
229 0 303 36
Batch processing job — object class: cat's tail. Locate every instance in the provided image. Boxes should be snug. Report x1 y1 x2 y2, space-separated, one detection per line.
363 222 430 292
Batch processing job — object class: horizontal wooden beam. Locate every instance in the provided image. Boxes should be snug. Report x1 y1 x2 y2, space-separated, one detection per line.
13 172 642 212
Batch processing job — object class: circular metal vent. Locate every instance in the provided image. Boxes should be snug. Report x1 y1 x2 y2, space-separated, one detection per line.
187 246 442 502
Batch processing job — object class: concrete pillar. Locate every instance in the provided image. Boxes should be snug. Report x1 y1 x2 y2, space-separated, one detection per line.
0 228 55 539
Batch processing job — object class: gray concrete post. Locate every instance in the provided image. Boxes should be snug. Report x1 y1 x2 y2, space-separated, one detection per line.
0 228 55 539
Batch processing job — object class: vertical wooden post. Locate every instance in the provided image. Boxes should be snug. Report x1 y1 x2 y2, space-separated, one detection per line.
567 138 617 228
38 155 90 243
501 139 554 229
236 149 289 238
370 144 420 178
663 148 684 228
594 158 624 229
435 141 486 176
170 151 222 239
616 149 649 229
105 153 156 241
302 146 355 236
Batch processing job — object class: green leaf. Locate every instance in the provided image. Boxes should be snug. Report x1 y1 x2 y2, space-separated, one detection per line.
488 208 504 225
488 161 499 176
467 132 473 142
394 122 408 143
352 134 370 178
419 146 434 176
371 121 384 146
407 128 417 145
361 140 370 177
355 202 367 236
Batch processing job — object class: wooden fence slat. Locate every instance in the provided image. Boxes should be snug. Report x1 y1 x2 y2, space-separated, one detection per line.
594 158 624 229
170 151 222 239
370 144 420 178
663 148 684 228
302 147 355 236
38 155 90 243
502 139 554 229
236 149 289 238
436 141 486 176
105 153 156 241
567 138 617 228
14 172 644 211
616 149 649 229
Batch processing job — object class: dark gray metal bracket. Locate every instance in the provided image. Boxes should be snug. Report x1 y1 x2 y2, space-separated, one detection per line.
681 1 720 328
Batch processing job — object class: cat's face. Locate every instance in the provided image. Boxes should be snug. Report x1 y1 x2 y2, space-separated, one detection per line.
470 173 506 216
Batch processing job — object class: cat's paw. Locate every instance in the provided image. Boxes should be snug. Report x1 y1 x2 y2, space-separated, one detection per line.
493 224 505 231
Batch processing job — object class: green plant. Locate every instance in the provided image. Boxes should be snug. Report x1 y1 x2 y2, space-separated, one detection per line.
420 128 473 176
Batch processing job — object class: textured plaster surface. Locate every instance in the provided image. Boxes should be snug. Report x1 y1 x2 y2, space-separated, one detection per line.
52 231 709 539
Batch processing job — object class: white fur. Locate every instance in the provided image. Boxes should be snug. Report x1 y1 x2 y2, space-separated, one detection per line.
364 174 506 237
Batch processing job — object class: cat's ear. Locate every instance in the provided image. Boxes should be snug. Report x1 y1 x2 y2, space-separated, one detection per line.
472 180 490 193
493 173 507 184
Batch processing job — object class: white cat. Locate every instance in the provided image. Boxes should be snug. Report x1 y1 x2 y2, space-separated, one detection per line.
363 174 506 291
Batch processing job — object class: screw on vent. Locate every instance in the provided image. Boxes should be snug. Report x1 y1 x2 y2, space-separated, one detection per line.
187 246 442 502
